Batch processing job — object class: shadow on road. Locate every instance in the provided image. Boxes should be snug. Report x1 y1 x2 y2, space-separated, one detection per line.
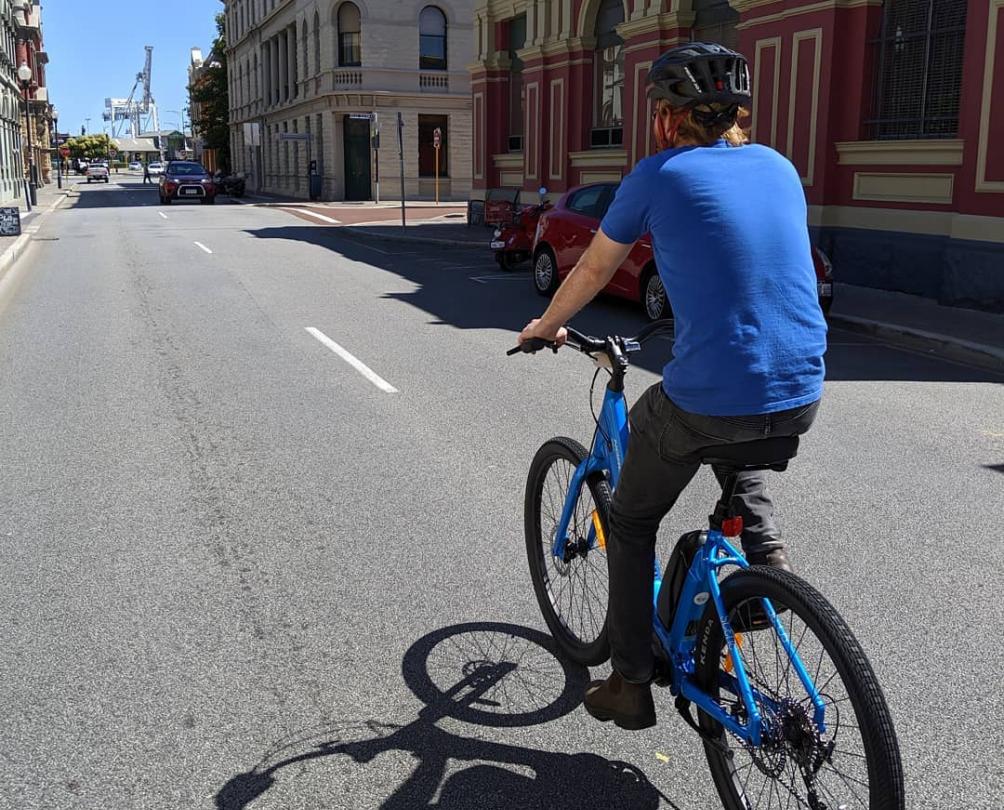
215 622 681 809
244 225 1003 384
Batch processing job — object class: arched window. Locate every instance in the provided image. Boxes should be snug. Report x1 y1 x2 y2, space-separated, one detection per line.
337 2 361 67
314 10 321 73
419 6 447 70
592 0 624 148
301 19 309 79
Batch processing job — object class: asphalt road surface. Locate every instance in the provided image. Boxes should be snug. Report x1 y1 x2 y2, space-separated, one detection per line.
1 178 1002 809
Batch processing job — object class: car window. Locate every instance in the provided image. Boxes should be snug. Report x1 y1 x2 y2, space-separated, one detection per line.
167 163 206 176
567 184 618 219
595 184 619 220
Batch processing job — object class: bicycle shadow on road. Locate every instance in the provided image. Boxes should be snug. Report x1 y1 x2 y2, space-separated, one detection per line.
245 225 1002 384
214 621 681 810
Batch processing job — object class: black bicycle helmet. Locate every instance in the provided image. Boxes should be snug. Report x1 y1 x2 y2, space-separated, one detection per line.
647 41 751 126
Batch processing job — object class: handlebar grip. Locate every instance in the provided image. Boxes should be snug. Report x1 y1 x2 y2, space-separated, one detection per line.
507 337 556 356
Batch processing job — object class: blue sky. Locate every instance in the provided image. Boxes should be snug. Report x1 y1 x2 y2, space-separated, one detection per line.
42 0 222 138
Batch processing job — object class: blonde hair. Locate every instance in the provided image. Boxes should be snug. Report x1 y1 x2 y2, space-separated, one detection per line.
663 102 751 146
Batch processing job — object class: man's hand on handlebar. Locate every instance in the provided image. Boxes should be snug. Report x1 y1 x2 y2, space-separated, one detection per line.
518 318 568 351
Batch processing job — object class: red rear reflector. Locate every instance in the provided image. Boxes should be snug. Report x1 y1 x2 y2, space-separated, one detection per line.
722 517 743 538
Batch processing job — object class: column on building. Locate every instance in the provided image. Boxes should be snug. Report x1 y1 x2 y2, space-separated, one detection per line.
278 32 288 102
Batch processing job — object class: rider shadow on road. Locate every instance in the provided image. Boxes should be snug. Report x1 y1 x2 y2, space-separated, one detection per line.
215 622 678 809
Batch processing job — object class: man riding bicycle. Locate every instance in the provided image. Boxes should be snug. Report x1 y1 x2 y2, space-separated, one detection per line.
517 42 827 731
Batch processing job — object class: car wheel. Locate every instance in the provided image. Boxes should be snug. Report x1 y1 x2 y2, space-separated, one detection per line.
641 269 671 322
533 248 559 297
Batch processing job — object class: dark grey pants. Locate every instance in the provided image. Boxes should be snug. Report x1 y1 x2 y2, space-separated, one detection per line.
607 383 820 682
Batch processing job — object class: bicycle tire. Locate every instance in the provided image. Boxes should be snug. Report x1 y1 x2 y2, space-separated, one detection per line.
524 437 612 666
694 567 904 810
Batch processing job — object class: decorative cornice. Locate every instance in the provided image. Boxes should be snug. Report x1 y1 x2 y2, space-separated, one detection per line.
736 0 880 30
569 149 628 167
615 11 695 40
835 140 965 166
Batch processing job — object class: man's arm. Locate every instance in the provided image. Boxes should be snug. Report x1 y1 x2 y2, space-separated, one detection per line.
518 229 634 345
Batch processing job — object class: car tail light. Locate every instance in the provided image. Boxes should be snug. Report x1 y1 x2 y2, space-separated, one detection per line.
812 247 833 281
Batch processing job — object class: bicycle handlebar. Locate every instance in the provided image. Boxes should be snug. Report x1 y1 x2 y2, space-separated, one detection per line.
506 319 673 358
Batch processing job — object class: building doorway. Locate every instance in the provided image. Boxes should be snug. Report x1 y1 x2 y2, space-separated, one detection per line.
343 116 371 200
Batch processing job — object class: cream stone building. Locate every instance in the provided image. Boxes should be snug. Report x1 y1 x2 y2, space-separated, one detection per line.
224 0 473 201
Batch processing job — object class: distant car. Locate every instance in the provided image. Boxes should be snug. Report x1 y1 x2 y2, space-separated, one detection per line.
159 161 216 205
85 162 110 183
128 160 142 171
531 182 835 320
147 161 164 176
75 158 89 175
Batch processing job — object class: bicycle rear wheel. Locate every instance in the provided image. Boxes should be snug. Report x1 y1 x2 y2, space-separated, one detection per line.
525 437 611 666
695 567 904 810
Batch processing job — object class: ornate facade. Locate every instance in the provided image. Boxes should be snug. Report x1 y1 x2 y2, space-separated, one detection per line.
224 0 474 201
471 0 1004 308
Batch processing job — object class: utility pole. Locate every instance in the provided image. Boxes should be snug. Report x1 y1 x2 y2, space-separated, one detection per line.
396 112 405 231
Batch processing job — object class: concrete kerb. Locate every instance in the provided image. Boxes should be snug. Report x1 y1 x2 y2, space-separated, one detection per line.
337 226 485 249
829 314 1004 375
0 186 73 283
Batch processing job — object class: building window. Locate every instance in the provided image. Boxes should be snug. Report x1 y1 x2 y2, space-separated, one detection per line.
314 11 321 74
508 15 526 152
867 0 968 139
418 115 448 177
337 2 361 67
592 0 624 148
419 6 447 70
691 0 739 50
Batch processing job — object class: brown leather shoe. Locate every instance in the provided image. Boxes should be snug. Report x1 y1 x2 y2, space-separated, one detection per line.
747 547 793 573
583 671 656 731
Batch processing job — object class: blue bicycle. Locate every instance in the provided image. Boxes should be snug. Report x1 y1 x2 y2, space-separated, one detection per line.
509 321 904 810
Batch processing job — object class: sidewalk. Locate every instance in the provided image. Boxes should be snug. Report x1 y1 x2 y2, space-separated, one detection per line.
828 283 1004 373
0 182 73 280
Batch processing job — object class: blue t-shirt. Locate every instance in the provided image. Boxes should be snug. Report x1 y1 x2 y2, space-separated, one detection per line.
600 141 827 417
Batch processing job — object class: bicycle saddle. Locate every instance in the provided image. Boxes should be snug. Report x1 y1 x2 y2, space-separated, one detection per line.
699 435 799 472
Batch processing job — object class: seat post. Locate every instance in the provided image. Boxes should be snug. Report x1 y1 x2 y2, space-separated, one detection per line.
709 469 739 531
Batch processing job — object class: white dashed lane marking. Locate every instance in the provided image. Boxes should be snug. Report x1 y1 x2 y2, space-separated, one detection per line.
305 327 398 394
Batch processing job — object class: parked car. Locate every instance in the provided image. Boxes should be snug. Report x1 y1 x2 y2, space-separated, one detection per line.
159 161 216 205
85 162 110 183
128 160 142 171
147 161 164 176
531 182 835 320
75 158 89 175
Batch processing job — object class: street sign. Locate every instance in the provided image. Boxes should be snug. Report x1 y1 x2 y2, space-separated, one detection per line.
108 148 118 158
349 113 374 121
59 145 70 158
433 127 441 149
278 132 310 141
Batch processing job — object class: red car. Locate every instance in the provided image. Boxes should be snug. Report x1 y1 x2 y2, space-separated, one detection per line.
531 182 834 320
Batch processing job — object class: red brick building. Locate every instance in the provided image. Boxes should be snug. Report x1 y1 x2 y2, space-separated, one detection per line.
470 0 1004 309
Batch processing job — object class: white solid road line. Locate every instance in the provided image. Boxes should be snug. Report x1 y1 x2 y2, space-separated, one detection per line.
284 207 341 224
194 241 213 254
305 327 398 393
158 212 168 219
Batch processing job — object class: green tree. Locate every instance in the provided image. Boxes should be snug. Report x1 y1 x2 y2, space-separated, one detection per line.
189 13 230 170
65 134 112 159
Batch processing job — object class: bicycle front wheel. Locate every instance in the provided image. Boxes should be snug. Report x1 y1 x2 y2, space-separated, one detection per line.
695 567 904 810
524 437 611 666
